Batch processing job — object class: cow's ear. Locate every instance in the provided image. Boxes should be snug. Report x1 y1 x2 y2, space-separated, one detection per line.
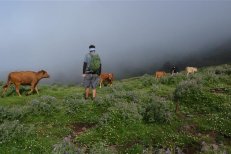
40 70 45 74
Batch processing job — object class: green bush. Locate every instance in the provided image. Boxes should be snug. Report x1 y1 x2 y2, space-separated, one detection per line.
174 79 227 113
28 95 59 116
0 120 33 144
140 74 157 87
202 73 221 86
52 140 84 154
142 95 174 123
99 102 142 126
64 96 85 115
174 79 202 102
94 95 116 109
201 65 231 86
0 106 26 123
207 64 231 75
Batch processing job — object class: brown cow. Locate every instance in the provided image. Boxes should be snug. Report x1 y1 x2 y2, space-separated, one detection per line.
2 70 49 97
99 73 114 88
155 71 166 79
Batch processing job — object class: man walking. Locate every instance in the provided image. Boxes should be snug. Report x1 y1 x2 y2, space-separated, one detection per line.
82 45 101 100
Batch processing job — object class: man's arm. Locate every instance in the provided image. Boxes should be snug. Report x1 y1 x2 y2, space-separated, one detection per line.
83 62 87 74
98 64 102 75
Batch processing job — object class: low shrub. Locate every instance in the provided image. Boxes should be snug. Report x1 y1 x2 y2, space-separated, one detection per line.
99 102 142 126
0 106 27 123
0 120 33 144
94 95 116 109
174 79 202 102
140 74 157 87
207 64 231 75
202 73 221 86
142 95 174 124
52 140 84 154
64 96 85 115
28 96 59 116
174 79 228 113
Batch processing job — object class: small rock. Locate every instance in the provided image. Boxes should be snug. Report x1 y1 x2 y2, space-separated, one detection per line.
63 135 71 142
82 127 87 131
201 141 210 152
211 144 219 151
176 146 184 154
165 148 171 154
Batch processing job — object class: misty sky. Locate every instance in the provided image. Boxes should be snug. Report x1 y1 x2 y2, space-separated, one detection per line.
1 1 231 83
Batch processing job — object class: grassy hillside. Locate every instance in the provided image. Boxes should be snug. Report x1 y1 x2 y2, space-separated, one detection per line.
0 64 231 153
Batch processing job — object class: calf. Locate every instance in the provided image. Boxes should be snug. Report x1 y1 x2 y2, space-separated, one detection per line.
2 70 49 97
186 67 198 76
155 71 166 79
99 73 114 88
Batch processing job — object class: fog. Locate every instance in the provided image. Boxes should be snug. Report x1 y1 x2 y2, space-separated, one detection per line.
0 1 231 84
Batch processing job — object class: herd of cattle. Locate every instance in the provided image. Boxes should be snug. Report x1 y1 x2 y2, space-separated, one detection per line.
1 66 197 97
155 66 198 79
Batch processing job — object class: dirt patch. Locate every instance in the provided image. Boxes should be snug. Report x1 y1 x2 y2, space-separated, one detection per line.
70 123 95 136
62 123 96 143
179 124 198 136
201 130 216 136
224 135 231 145
182 142 201 154
210 88 229 93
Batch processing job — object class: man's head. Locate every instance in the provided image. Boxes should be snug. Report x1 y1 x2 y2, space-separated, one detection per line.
89 45 95 52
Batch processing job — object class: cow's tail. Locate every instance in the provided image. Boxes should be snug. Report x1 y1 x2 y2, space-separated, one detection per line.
2 75 11 97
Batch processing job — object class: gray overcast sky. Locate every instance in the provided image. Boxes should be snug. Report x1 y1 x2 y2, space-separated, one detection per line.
1 1 231 83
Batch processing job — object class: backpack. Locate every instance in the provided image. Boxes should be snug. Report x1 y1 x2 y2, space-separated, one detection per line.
89 53 101 72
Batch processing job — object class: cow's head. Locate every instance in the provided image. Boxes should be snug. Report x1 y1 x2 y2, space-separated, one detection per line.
108 73 113 80
38 70 50 78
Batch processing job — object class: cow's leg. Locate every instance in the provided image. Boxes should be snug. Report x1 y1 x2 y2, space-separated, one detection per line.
110 81 112 87
1 78 11 97
99 80 102 88
2 85 9 97
15 84 21 97
35 86 39 95
92 89 96 98
27 84 35 95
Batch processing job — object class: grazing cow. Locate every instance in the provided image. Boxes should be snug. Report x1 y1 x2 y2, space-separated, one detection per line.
155 71 166 79
2 70 49 97
186 67 198 76
99 73 114 88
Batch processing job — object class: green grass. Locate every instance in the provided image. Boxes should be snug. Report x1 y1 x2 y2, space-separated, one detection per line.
0 64 231 153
